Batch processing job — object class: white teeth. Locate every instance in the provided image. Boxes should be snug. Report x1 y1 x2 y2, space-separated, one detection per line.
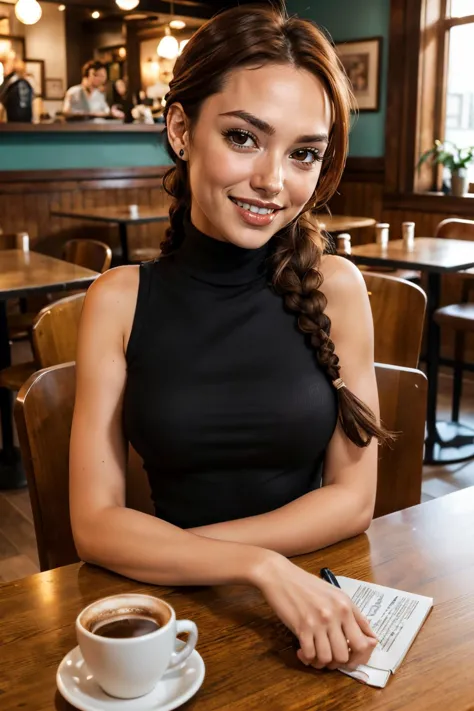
233 198 275 215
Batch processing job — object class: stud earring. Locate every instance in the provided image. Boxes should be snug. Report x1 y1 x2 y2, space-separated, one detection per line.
179 149 184 158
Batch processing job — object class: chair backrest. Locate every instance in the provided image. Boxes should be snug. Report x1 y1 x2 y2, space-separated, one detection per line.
374 363 427 518
16 361 427 571
63 238 112 273
15 363 153 571
435 218 474 241
32 293 86 368
362 272 426 368
0 232 29 251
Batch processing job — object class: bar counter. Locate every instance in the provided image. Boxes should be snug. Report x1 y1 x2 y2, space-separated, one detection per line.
0 122 171 172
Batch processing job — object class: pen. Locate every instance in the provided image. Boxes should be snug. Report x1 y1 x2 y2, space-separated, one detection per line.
320 567 341 588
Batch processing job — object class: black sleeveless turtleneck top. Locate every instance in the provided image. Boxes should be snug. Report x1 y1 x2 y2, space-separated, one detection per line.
123 217 338 528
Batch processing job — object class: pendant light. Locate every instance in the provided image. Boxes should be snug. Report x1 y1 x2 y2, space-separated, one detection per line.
115 0 140 11
157 26 179 60
15 0 42 25
157 0 180 60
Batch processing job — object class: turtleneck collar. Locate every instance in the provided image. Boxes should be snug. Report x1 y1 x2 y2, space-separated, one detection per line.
174 213 273 287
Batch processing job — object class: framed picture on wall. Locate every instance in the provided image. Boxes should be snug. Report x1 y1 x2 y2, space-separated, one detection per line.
25 58 45 98
335 37 382 112
45 77 64 100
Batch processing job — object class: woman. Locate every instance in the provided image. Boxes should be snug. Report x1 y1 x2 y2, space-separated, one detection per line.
70 4 389 672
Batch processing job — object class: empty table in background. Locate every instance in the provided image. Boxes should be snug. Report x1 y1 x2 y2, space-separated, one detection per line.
315 214 377 233
50 205 169 264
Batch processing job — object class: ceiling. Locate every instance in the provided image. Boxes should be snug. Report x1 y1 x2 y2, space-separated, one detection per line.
41 0 270 21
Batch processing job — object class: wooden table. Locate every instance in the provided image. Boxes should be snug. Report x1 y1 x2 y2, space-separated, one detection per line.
0 250 98 489
2 488 474 710
315 215 377 233
50 205 170 264
350 237 474 465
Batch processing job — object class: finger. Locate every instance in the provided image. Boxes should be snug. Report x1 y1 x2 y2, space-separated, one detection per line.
297 630 316 666
342 617 377 670
352 606 378 640
311 631 332 670
326 625 350 670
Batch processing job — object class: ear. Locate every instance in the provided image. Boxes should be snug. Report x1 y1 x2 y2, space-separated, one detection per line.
167 103 190 160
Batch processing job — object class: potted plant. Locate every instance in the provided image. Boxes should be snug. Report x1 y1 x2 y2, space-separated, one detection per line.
417 140 474 197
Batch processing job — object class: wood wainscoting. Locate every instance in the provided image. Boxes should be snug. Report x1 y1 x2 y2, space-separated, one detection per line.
0 166 172 259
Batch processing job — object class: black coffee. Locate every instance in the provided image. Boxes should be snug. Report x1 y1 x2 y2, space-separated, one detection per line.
92 614 161 639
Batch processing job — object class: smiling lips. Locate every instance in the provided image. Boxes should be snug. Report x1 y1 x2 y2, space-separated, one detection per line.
229 196 283 226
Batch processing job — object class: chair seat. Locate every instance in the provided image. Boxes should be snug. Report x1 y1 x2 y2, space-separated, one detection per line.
0 362 36 391
434 303 474 332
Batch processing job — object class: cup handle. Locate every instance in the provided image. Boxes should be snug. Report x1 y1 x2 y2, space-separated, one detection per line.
168 620 198 669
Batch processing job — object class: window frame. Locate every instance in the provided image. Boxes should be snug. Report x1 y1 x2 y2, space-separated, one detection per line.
384 0 474 201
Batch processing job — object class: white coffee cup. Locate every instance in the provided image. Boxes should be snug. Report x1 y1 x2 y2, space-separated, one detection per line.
76 593 198 699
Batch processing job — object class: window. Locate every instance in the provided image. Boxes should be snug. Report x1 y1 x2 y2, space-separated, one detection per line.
443 2 474 184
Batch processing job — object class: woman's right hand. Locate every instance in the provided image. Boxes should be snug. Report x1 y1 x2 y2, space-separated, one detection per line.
253 552 378 670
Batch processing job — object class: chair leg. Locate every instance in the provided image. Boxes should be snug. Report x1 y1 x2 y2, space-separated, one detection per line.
0 386 15 459
451 330 465 423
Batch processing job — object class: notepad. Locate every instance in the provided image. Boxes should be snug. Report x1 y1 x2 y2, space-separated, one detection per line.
336 576 433 688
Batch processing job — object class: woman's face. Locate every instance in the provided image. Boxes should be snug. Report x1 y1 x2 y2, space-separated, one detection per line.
171 63 332 249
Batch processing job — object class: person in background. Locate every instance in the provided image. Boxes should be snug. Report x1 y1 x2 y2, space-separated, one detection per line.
62 60 123 119
0 54 34 123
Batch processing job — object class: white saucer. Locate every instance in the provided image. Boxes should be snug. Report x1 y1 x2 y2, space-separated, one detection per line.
56 644 205 711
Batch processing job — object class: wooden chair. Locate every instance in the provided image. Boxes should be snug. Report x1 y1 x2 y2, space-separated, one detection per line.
15 361 425 571
362 272 427 368
433 218 474 422
63 238 112 273
0 293 85 392
374 363 427 518
15 362 153 571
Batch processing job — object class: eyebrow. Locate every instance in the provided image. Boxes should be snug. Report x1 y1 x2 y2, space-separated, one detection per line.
219 110 329 144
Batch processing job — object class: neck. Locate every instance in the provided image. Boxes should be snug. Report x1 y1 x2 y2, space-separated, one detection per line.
174 213 272 287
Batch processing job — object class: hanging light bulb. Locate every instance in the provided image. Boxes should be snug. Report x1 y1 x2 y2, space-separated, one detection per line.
15 0 42 25
157 27 179 60
170 19 185 29
179 39 189 54
115 0 139 10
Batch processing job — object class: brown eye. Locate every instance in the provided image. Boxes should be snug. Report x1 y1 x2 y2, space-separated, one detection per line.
231 131 250 145
223 129 257 149
291 148 319 164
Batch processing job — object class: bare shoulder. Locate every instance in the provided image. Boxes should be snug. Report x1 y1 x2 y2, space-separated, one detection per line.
319 254 367 301
81 266 140 349
318 255 372 339
86 265 140 304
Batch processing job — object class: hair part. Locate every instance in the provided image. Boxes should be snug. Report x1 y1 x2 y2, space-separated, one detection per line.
161 3 392 448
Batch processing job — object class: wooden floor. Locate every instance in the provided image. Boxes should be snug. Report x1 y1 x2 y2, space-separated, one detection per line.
1 368 474 583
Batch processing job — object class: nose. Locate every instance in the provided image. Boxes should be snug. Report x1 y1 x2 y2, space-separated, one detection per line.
250 152 284 197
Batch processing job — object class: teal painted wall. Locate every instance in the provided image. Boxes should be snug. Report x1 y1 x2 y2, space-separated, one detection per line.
287 0 390 157
0 131 172 171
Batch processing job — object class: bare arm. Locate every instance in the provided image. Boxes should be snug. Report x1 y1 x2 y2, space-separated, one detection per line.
69 267 270 587
188 257 378 556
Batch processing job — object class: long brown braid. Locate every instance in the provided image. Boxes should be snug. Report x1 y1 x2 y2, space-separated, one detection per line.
161 4 392 447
